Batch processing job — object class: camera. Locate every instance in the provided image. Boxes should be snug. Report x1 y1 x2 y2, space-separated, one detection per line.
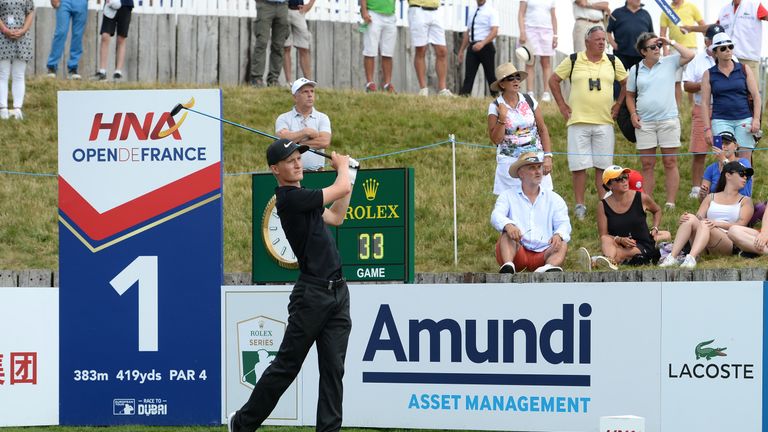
588 78 601 91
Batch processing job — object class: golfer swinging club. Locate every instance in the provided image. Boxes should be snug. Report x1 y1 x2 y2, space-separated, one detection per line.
228 138 354 432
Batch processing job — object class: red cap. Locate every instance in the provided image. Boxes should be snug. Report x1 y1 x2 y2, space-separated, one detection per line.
627 169 644 191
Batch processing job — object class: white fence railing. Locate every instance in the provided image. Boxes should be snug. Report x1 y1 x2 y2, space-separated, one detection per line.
32 0 518 35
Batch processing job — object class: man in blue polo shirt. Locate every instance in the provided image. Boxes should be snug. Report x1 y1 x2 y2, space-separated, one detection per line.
606 0 653 70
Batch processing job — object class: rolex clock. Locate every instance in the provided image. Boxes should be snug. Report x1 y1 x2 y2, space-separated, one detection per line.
252 168 414 283
261 195 298 268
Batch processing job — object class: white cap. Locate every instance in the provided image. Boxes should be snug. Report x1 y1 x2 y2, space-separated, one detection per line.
711 32 733 49
291 78 317 95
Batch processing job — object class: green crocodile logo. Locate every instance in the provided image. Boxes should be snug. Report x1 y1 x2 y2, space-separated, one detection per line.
695 339 727 361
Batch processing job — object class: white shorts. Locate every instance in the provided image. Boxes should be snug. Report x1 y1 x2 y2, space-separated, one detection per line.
525 25 555 57
284 9 312 49
566 123 615 171
635 118 681 151
408 7 445 47
363 11 397 57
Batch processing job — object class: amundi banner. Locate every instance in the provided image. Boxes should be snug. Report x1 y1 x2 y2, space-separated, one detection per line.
224 282 764 432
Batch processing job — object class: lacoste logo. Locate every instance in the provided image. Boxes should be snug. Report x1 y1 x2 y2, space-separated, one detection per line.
695 339 727 361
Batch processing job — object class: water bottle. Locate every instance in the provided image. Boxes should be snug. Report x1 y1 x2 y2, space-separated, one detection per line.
357 22 368 33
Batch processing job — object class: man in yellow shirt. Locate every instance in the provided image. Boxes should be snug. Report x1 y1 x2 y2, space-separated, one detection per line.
660 0 705 105
549 26 627 221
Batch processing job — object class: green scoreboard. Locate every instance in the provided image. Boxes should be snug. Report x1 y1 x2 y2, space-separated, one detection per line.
252 168 414 283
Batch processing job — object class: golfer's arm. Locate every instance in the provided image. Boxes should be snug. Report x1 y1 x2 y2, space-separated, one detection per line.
322 179 352 226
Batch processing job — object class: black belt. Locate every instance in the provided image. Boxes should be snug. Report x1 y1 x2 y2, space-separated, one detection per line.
299 273 346 290
410 5 438 11
576 17 602 23
289 4 300 9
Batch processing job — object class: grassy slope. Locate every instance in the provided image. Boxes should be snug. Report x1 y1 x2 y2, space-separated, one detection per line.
1 78 765 273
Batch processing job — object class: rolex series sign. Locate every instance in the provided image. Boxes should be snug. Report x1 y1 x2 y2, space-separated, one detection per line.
58 90 223 425
252 168 414 283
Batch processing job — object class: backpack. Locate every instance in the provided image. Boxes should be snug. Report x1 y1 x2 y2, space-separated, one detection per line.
568 53 638 143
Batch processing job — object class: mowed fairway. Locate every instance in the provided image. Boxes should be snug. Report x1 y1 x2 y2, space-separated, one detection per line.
1 78 766 273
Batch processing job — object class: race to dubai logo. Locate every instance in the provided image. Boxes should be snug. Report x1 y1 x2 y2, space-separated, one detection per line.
237 316 285 389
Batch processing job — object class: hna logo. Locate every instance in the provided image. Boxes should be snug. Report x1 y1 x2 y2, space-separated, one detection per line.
88 97 194 141
363 303 592 364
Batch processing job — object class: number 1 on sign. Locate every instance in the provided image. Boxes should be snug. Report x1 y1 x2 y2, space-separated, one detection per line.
110 256 159 352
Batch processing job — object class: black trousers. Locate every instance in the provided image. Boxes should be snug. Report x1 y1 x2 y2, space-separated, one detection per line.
233 275 352 432
460 43 496 96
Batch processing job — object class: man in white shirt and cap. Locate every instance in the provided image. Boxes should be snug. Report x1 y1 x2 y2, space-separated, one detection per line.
275 78 332 171
491 152 571 274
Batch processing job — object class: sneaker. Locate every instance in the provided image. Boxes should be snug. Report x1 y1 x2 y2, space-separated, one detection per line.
46 67 56 78
9 108 22 120
92 70 107 81
499 262 516 274
438 88 454 97
738 250 760 259
659 254 679 267
577 247 592 271
113 70 123 80
250 77 265 87
665 202 676 210
680 254 697 269
68 68 81 80
541 91 552 102
535 263 563 272
227 411 237 432
574 204 587 220
365 82 377 92
418 87 429 97
383 82 396 93
688 186 700 199
593 255 618 271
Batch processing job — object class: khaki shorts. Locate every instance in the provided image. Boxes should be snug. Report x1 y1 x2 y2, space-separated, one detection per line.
284 9 312 49
635 118 681 151
566 123 615 171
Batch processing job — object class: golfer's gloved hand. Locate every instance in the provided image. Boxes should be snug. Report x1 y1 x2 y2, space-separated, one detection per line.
348 166 359 186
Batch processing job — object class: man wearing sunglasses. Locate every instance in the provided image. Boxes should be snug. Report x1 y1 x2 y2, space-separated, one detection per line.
549 26 627 221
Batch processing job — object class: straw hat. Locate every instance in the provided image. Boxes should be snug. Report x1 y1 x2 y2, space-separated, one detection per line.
508 152 543 178
515 42 535 66
490 63 528 92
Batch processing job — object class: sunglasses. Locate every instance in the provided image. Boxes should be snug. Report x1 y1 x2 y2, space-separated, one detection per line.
716 44 734 53
504 74 523 82
608 174 629 184
643 42 663 50
733 170 752 178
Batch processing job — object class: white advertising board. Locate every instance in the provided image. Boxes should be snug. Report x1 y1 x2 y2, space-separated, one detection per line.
222 287 305 425
0 288 59 426
224 283 665 431
661 281 763 430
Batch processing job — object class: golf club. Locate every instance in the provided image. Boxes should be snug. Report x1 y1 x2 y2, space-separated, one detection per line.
170 101 360 169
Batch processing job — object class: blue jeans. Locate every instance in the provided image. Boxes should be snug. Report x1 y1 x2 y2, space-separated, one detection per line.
46 0 88 71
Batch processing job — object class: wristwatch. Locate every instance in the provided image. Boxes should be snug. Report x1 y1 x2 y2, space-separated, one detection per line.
262 195 299 269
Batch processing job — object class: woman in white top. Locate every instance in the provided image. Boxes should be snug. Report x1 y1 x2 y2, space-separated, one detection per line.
660 161 754 269
487 62 553 194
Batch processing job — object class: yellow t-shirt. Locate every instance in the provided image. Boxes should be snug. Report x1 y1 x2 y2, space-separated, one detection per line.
554 52 628 126
660 2 703 48
408 0 439 8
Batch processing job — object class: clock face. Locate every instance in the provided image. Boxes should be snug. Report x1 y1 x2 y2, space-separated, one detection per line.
261 195 299 268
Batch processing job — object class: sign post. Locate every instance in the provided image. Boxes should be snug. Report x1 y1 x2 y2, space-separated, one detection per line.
58 90 223 425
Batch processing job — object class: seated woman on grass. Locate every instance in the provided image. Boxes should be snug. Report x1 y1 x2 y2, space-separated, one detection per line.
659 161 754 269
578 165 663 271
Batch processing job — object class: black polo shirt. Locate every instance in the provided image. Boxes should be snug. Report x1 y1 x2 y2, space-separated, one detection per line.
275 185 342 280
606 5 654 57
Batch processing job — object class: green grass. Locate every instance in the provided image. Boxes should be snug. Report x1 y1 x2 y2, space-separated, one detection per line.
1 78 766 273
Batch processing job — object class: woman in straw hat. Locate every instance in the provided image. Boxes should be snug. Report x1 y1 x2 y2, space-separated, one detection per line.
487 62 554 195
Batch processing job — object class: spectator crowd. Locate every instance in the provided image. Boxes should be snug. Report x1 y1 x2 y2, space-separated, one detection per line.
3 0 768 272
